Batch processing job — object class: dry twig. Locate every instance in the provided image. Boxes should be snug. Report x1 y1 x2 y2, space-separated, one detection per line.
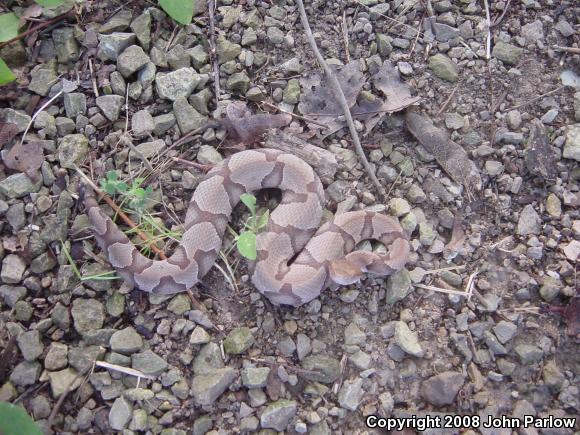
207 0 221 107
295 0 385 197
553 46 580 55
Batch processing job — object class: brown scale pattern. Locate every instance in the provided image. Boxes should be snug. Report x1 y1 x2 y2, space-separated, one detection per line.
83 149 410 307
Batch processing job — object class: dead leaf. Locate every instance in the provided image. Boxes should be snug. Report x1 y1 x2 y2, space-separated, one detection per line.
4 142 45 180
546 297 580 339
220 101 292 143
0 122 19 149
298 60 365 135
406 112 482 193
525 119 557 180
444 216 465 259
299 60 419 136
372 60 422 113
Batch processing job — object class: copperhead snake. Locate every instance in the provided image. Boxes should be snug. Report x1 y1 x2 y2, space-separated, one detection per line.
83 148 410 307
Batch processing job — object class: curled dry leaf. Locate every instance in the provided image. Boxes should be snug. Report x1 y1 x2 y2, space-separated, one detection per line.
0 122 19 149
4 141 45 180
444 216 466 258
406 112 482 193
220 101 292 143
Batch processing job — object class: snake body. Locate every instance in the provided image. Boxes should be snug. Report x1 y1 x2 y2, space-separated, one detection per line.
83 148 410 306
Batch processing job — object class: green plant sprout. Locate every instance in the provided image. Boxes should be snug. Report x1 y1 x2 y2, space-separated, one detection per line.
231 193 270 261
61 241 119 282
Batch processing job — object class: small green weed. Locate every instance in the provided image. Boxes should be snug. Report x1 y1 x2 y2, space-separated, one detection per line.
232 193 270 261
100 171 153 211
61 241 119 281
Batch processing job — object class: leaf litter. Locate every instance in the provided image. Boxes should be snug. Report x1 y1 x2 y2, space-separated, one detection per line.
298 59 420 136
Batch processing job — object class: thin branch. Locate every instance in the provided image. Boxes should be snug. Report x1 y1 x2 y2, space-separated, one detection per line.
295 0 386 197
482 0 492 61
95 360 155 379
47 364 92 430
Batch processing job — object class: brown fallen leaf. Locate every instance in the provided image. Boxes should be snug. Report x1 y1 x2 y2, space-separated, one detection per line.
220 101 292 144
406 112 482 193
0 122 19 149
4 141 45 180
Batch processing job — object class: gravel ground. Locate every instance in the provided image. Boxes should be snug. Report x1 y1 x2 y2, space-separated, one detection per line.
0 0 578 434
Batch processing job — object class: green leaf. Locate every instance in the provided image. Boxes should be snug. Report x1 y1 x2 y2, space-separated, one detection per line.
106 170 118 181
236 231 257 260
158 0 194 25
0 57 16 85
134 187 146 198
35 0 66 7
116 181 128 192
240 193 256 215
257 209 270 229
0 13 20 43
0 403 43 435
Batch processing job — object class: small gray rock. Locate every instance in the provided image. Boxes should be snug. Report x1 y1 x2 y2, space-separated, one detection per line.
241 367 270 388
157 68 202 101
514 344 543 364
131 350 168 376
191 367 238 406
223 327 254 354
301 354 341 384
422 371 465 406
109 397 133 431
131 109 155 138
1 254 27 283
492 41 523 65
428 54 458 82
563 124 580 162
98 33 136 61
338 378 364 411
173 97 207 134
96 95 125 121
110 327 143 355
71 298 105 335
117 45 150 77
516 204 542 236
58 134 89 168
394 321 424 357
17 330 44 362
260 399 297 431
